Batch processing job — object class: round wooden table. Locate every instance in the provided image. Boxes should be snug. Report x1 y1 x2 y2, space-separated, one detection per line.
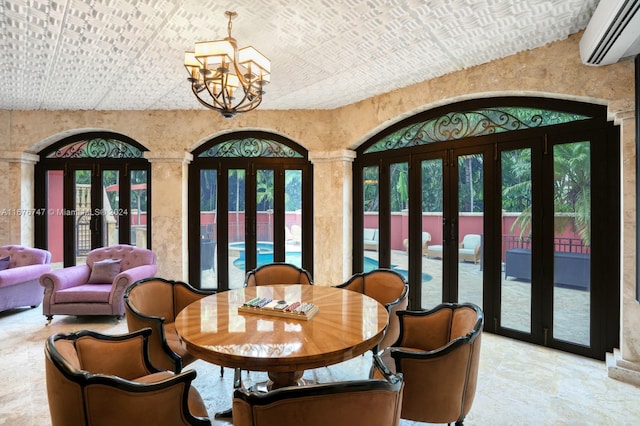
175 284 388 388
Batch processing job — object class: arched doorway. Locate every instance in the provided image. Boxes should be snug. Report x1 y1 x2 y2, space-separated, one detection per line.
189 131 313 290
354 97 620 359
35 132 151 267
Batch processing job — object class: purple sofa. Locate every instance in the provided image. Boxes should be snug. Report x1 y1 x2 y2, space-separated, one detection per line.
40 245 157 324
0 245 52 312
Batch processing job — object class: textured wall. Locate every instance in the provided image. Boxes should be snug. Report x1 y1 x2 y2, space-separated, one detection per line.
0 33 638 367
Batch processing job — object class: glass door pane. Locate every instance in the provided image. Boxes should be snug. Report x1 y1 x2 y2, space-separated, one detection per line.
130 170 148 249
46 170 64 270
390 162 408 278
285 169 302 267
501 148 532 333
200 169 217 289
420 158 443 309
74 170 92 265
256 169 274 266
552 141 591 346
457 154 483 308
228 169 246 289
101 170 120 247
363 166 379 270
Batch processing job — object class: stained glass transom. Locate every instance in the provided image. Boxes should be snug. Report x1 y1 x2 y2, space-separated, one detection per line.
365 107 591 153
46 138 143 158
199 137 303 158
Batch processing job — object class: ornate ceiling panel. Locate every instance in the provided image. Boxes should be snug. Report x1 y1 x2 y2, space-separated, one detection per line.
0 0 598 111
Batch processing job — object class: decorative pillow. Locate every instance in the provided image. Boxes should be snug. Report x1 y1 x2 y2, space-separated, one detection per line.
87 258 122 284
0 256 10 271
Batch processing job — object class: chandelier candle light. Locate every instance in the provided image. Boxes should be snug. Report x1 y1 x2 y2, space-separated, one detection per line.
184 11 270 119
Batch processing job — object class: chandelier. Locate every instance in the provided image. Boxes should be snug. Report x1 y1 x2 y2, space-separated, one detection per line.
184 11 270 119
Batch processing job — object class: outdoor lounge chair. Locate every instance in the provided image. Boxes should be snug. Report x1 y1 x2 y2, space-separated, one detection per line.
425 234 482 264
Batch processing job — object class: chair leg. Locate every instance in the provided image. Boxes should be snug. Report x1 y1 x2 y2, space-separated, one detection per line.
220 366 224 377
45 315 53 326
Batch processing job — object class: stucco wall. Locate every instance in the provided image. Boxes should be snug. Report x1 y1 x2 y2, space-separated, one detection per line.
0 32 638 365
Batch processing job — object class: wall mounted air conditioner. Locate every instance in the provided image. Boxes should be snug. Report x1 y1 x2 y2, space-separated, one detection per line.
579 0 640 66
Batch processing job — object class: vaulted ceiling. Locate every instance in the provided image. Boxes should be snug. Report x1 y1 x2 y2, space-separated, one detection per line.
0 0 599 111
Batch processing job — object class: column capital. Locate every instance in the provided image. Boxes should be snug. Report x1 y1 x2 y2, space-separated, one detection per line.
308 150 356 164
144 151 193 164
0 151 39 164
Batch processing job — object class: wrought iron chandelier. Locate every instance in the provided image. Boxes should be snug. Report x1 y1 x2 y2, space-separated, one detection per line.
184 11 270 119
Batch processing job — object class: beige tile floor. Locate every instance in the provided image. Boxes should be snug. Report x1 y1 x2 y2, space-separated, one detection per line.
2 302 640 425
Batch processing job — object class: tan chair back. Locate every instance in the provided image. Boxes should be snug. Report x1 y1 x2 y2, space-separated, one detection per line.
245 262 313 287
336 269 408 353
233 356 403 426
45 328 211 426
125 277 215 373
385 303 483 425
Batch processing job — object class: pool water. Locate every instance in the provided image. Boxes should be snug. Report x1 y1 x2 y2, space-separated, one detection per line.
230 242 431 282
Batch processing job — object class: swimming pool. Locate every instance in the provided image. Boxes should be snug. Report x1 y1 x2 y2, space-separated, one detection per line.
230 242 431 282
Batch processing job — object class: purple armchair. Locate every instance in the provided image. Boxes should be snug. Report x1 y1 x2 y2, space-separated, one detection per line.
0 245 51 313
40 245 157 324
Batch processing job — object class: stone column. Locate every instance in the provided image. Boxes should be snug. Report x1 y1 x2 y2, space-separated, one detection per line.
308 150 356 285
0 152 39 245
144 151 192 281
607 102 640 385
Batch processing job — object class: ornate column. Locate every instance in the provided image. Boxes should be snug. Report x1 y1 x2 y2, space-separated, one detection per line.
308 149 356 285
0 152 39 245
144 151 193 281
608 100 640 385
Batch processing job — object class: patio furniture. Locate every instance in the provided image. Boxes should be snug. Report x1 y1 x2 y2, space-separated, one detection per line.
504 248 591 290
125 277 218 374
335 268 408 354
364 228 378 251
402 232 432 256
373 302 483 425
45 328 211 426
40 245 157 324
426 233 482 264
0 245 51 312
232 354 403 426
244 262 313 287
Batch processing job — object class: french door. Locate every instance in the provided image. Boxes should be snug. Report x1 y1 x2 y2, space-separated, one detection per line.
189 132 313 291
409 145 493 312
354 98 619 359
35 133 150 267
36 162 149 267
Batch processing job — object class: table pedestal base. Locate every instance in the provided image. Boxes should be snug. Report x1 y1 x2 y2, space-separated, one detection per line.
267 370 304 389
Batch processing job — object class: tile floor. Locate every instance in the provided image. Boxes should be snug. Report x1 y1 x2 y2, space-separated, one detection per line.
1 304 639 425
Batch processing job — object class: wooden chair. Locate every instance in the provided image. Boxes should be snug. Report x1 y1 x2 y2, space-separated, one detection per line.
45 328 211 426
233 354 403 426
244 262 313 287
372 303 483 425
335 268 408 354
125 277 220 375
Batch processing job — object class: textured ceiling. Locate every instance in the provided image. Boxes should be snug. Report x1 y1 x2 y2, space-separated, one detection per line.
0 0 599 111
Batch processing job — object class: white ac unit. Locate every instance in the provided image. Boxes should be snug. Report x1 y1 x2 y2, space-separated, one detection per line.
579 0 640 66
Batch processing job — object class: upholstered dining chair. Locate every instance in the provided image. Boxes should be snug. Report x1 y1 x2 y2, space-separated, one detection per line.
45 328 211 426
232 354 404 426
372 302 483 426
335 268 408 354
124 277 219 375
244 262 313 287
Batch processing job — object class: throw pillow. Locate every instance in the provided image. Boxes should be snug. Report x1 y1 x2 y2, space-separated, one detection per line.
87 258 122 284
0 255 10 271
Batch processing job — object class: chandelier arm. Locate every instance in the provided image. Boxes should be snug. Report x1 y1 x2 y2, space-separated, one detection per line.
194 70 230 111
